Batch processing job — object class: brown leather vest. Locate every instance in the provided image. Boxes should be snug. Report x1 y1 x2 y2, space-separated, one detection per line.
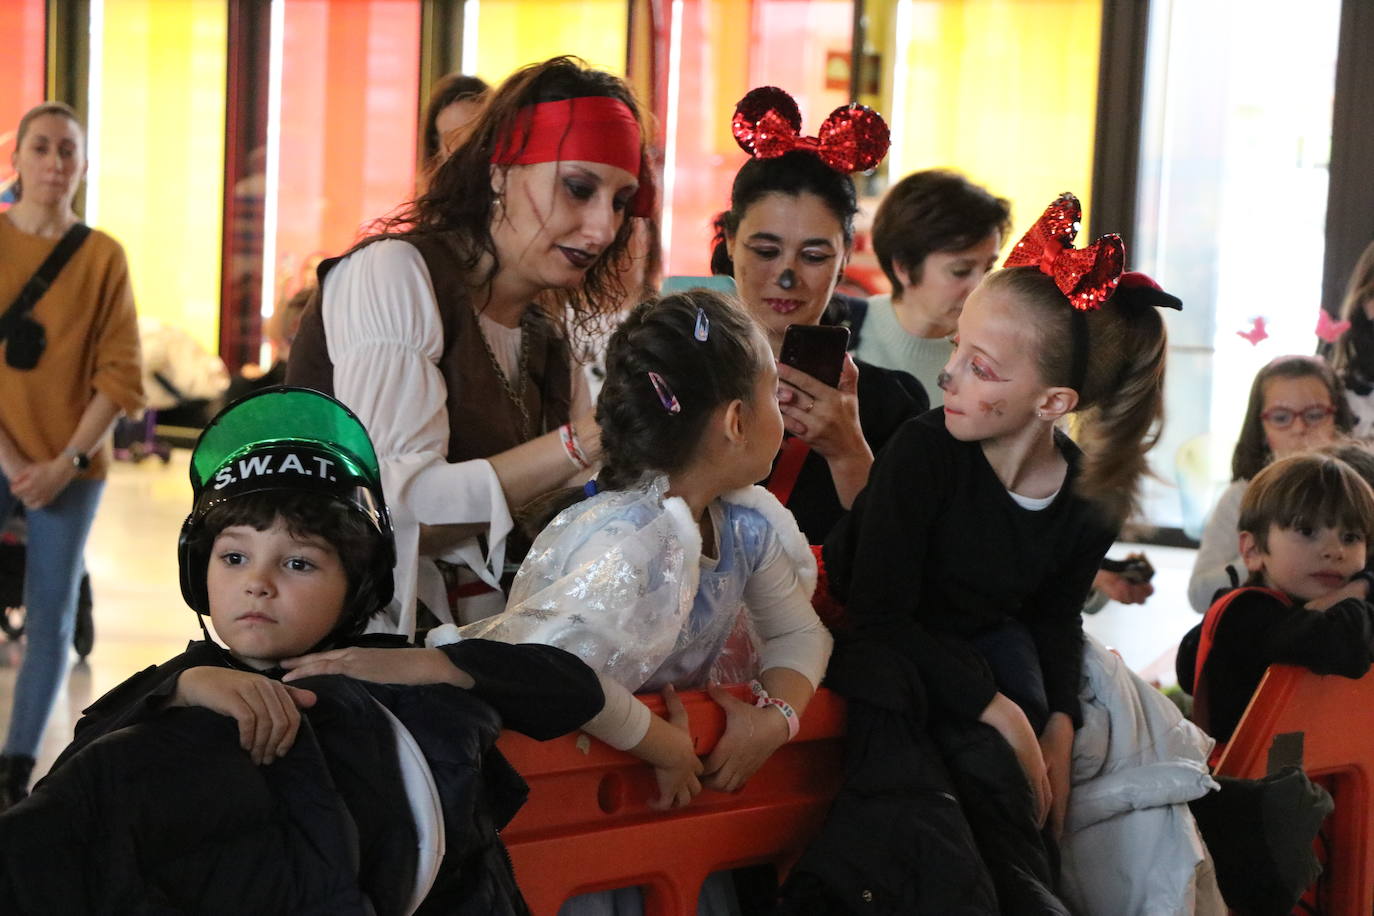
286 233 573 461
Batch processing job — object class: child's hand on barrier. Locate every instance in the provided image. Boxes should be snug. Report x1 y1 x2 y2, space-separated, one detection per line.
171 666 317 766
646 685 704 811
979 692 1051 828
1039 712 1074 840
700 683 789 793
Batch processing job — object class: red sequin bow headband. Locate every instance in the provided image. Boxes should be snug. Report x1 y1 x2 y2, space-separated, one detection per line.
1003 193 1125 311
731 86 890 174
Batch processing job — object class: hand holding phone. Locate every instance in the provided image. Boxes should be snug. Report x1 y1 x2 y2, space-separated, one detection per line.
779 324 851 389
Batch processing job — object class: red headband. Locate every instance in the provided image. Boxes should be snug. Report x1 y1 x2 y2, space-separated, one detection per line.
1004 193 1124 311
492 96 653 216
731 86 890 174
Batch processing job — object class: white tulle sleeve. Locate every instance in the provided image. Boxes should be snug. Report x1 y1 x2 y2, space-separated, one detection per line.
437 479 702 692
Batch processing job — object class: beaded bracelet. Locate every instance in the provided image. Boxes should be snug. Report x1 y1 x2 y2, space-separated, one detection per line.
756 695 800 741
559 423 591 471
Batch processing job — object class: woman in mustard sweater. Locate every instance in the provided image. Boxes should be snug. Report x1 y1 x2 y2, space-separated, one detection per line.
0 102 144 808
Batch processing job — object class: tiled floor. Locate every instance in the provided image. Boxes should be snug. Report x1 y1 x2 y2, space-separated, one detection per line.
0 450 1203 785
0 451 193 782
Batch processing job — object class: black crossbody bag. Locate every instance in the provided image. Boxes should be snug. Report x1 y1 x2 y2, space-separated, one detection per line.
0 222 92 370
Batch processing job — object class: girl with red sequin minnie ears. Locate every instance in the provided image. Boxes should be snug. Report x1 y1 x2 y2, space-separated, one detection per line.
289 57 656 634
710 87 928 545
818 194 1175 908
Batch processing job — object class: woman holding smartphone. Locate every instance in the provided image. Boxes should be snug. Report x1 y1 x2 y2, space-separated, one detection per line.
710 89 925 542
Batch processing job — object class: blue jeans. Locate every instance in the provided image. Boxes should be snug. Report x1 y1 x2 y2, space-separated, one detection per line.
0 470 105 758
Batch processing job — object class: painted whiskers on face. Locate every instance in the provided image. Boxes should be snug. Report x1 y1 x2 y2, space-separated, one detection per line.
939 285 1060 444
979 400 1006 417
727 192 847 352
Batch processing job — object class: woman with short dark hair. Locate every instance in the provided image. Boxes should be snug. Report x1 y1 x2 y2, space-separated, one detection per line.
858 168 1011 403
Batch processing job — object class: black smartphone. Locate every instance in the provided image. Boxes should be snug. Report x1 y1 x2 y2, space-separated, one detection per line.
779 324 851 389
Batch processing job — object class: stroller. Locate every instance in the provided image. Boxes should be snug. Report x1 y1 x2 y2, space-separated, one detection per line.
112 317 229 463
0 510 95 659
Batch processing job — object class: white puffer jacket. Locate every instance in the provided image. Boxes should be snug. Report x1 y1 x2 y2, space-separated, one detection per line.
1059 637 1225 915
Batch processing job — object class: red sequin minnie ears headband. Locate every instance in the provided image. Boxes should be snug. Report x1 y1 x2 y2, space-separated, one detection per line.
1004 192 1124 311
731 86 890 173
491 96 655 217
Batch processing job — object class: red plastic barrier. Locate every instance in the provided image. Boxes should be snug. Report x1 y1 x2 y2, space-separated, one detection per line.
496 685 846 916
1213 665 1374 915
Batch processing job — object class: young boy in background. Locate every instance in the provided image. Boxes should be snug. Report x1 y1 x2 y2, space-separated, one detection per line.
1180 451 1374 744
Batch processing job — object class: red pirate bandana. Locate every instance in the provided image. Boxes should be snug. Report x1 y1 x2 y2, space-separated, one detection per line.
492 96 654 217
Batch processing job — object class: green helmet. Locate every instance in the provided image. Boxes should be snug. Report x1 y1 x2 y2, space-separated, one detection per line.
178 387 395 637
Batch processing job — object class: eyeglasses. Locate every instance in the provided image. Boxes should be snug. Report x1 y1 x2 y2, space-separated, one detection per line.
1259 404 1337 428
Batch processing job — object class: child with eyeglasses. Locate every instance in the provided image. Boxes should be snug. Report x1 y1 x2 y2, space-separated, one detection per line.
1188 356 1353 612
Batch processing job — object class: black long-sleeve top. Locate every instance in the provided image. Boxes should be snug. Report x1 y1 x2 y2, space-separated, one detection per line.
824 410 1117 727
1175 589 1374 742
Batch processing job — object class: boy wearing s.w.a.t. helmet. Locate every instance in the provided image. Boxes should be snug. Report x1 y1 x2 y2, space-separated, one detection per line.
0 387 601 914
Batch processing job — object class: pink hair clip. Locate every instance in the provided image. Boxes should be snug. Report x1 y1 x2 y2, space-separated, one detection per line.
648 371 681 414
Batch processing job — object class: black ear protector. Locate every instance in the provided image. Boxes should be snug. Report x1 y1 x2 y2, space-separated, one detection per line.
178 511 209 614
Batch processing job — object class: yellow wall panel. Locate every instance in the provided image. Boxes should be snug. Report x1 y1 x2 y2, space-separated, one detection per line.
472 0 628 85
882 0 1101 238
92 0 227 354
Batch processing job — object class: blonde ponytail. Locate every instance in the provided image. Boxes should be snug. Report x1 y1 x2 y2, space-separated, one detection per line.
1074 301 1166 525
984 267 1167 526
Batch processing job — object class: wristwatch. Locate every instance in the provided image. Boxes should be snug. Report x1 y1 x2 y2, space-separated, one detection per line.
64 448 91 472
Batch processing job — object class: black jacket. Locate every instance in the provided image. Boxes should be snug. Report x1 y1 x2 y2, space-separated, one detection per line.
0 637 602 914
779 625 1070 914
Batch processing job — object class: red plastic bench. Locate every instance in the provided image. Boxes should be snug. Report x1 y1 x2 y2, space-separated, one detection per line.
1214 664 1374 915
496 685 846 915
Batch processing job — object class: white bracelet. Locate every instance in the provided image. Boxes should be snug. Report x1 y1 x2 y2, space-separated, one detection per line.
756 695 800 741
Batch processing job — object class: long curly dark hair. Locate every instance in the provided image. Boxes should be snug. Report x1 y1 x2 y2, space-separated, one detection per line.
367 57 653 338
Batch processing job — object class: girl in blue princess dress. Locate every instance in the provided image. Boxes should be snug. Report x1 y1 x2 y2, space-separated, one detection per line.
447 290 831 807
